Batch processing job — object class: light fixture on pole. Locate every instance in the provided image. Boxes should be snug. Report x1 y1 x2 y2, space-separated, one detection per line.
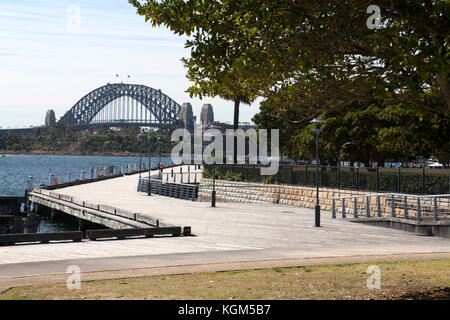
138 132 144 178
212 162 216 207
147 132 152 196
310 118 325 227
340 141 356 166
157 136 162 179
157 137 162 166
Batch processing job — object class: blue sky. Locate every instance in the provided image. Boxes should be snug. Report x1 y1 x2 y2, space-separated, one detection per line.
0 0 260 128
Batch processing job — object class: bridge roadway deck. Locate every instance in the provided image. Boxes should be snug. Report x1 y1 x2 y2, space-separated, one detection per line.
0 168 449 283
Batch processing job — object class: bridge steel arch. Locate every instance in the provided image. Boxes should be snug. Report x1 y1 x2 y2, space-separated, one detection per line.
59 83 181 127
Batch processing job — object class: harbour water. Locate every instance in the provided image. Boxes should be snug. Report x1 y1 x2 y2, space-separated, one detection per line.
0 154 171 232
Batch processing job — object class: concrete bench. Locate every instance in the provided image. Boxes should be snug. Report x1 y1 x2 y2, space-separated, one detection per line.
85 227 186 240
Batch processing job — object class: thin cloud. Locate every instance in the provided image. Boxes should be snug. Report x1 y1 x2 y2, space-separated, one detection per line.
0 0 259 128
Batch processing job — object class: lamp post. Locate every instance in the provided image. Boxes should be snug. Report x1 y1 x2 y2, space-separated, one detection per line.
148 133 152 196
311 118 325 227
156 136 162 179
339 142 356 166
138 133 144 178
156 136 162 166
212 162 216 207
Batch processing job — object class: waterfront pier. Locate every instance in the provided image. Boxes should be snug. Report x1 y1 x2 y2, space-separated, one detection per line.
0 164 449 289
28 165 200 233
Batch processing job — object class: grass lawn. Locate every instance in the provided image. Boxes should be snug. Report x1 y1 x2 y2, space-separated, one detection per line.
1 259 449 300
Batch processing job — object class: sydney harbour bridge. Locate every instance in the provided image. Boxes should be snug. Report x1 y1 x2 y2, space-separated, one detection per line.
58 83 183 129
0 83 223 136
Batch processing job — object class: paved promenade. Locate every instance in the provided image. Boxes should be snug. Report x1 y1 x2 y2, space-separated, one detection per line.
0 169 449 289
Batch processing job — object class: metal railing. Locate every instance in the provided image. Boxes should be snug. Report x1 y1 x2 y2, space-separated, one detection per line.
27 162 180 188
159 172 201 184
203 164 450 195
144 165 203 184
42 164 137 187
331 193 450 222
137 177 199 201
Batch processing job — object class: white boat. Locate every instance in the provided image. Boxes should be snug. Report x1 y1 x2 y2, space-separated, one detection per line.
427 162 443 168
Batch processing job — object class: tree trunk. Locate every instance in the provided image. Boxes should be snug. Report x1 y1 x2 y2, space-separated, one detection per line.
436 75 450 111
233 98 240 164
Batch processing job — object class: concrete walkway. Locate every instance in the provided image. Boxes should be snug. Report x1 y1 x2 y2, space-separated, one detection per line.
1 170 449 289
1 252 449 293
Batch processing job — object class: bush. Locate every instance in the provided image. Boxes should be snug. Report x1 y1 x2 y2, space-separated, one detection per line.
223 171 243 182
262 176 276 184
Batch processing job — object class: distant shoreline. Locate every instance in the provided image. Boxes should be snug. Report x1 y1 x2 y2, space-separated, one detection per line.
0 150 171 157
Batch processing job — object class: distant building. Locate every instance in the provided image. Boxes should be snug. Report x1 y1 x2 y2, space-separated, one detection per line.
178 103 195 134
45 110 56 126
203 121 257 133
178 103 254 135
200 104 214 127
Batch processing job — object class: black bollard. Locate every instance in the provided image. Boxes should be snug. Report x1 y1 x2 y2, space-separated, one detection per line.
212 164 216 207
212 190 216 207
180 167 183 183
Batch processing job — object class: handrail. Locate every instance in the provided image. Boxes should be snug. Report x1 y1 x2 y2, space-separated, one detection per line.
334 193 450 200
137 177 199 201
140 177 199 188
331 193 450 222
204 164 450 195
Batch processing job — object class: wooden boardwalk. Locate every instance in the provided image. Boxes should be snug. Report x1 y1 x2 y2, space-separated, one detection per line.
28 166 198 230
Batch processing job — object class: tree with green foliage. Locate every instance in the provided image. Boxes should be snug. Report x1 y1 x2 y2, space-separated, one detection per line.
254 93 450 166
0 125 175 155
130 0 449 119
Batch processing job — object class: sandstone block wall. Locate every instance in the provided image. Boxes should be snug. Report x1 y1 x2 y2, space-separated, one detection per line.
198 179 449 219
198 179 371 212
